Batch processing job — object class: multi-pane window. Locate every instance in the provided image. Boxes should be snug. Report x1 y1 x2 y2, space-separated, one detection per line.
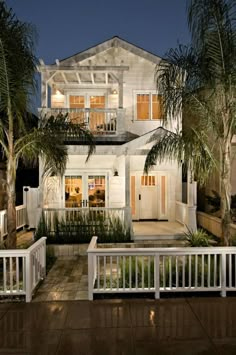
136 93 162 120
69 96 85 124
65 176 83 208
141 175 156 186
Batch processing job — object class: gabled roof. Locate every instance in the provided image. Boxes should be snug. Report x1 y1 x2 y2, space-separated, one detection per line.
55 36 162 66
117 127 169 156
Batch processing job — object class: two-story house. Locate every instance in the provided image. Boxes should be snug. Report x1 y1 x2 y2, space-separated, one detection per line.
36 36 194 229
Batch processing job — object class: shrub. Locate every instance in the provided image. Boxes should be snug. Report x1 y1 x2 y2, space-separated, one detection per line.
184 227 211 247
35 210 131 244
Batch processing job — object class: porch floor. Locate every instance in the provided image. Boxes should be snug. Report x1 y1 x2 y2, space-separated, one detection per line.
132 221 186 242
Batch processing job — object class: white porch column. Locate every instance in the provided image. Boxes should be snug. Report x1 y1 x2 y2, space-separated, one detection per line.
125 154 130 207
187 172 197 231
41 72 48 108
118 72 124 109
116 108 126 135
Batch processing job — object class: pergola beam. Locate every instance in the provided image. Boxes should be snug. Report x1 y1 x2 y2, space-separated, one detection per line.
39 65 129 72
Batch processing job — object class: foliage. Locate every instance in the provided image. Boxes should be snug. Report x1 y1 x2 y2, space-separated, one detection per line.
206 190 236 215
0 2 95 248
145 0 236 245
184 227 211 246
99 253 222 290
35 211 131 244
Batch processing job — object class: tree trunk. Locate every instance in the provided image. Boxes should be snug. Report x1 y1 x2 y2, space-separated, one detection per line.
5 154 17 249
220 136 232 246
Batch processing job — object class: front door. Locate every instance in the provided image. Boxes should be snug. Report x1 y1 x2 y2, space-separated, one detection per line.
140 175 158 219
65 174 106 208
130 173 168 220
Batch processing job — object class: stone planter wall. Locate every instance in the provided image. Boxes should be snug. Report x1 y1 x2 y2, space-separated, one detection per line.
197 211 236 238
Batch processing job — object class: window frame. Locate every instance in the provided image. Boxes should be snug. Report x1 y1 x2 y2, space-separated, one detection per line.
133 90 162 121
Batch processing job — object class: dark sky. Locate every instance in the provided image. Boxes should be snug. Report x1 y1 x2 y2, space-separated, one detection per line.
7 0 190 64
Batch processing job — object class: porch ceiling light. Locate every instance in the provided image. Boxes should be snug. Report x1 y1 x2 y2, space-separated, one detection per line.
112 89 118 95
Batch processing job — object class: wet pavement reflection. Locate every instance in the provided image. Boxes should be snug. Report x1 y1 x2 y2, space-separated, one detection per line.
0 297 236 354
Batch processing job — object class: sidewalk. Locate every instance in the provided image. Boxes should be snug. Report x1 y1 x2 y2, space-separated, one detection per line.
0 297 235 354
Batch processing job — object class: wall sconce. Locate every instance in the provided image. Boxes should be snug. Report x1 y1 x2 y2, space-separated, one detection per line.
114 169 119 176
112 89 118 95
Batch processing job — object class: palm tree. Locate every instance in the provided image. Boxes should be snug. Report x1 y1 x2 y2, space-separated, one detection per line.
145 0 236 245
0 3 95 248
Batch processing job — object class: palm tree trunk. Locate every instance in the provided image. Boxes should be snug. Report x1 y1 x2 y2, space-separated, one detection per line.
5 104 17 249
6 155 17 249
220 136 232 246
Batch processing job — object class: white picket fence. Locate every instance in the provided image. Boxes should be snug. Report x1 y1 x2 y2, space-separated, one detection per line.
87 236 236 300
0 205 27 241
0 237 46 302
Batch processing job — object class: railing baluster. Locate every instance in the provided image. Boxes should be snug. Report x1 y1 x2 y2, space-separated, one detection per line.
176 256 179 289
214 254 217 287
189 255 191 288
195 255 198 288
135 256 138 290
163 256 166 289
142 257 144 289
201 254 204 287
103 256 106 290
208 254 211 288
169 257 172 289
16 257 19 292
3 257 7 292
129 256 132 289
10 257 13 292
116 256 119 290
182 256 185 289
229 254 232 288
123 256 125 289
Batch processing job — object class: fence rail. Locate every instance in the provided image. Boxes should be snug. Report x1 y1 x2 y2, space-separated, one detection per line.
0 237 46 302
87 237 236 300
0 205 27 241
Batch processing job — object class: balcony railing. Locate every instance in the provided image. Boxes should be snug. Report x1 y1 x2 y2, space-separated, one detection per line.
40 108 125 135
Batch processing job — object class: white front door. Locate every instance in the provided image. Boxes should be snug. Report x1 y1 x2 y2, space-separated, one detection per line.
130 173 168 220
65 174 107 208
140 175 158 219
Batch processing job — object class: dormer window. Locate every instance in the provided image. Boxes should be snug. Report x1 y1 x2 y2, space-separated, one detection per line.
135 92 162 120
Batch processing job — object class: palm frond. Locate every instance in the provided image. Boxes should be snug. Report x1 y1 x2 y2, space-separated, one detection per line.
144 128 217 186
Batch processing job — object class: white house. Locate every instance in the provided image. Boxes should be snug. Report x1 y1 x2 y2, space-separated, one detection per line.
37 36 196 229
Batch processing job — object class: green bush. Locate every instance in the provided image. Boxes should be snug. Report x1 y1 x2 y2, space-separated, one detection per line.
35 211 131 244
184 227 211 247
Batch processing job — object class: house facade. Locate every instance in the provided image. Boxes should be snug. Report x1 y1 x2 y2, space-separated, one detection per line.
37 36 190 225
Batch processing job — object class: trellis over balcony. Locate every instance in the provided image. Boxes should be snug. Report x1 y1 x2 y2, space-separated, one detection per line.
40 107 126 136
38 63 129 134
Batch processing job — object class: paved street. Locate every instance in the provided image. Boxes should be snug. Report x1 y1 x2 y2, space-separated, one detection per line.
0 297 236 354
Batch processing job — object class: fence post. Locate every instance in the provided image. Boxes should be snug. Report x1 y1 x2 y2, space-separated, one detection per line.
0 211 5 242
154 254 160 299
88 251 94 301
25 252 32 302
221 252 227 297
41 237 47 278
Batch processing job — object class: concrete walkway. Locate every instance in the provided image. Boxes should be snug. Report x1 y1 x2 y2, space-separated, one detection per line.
0 297 236 354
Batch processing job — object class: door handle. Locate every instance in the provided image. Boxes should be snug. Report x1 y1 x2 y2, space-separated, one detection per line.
139 194 141 200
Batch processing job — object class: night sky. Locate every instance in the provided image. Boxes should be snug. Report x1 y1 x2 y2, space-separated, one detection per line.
7 0 190 64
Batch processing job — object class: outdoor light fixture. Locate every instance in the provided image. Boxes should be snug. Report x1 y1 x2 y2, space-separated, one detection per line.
112 89 118 95
56 89 63 96
114 169 119 176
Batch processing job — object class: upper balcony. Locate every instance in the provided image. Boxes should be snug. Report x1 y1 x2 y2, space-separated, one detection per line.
40 107 126 137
